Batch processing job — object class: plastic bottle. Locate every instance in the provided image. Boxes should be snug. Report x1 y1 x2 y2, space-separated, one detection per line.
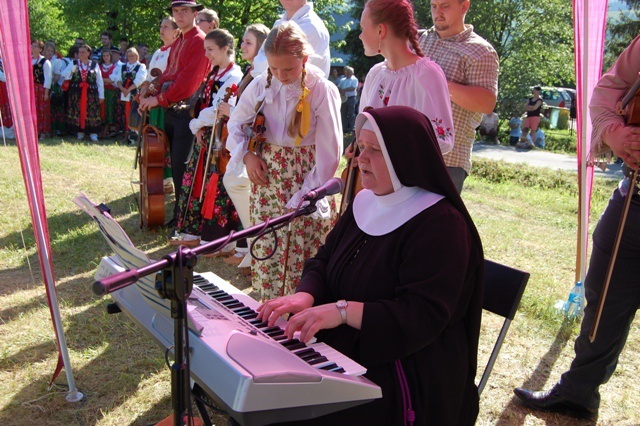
564 281 585 318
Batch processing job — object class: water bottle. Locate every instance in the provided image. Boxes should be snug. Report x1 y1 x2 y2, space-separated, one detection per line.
564 281 585 318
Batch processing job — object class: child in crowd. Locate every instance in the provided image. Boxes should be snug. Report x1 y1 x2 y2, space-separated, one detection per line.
533 128 545 148
508 110 522 146
516 127 534 149
225 22 342 300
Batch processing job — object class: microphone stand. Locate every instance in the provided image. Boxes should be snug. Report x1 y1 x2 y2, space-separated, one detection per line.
93 202 319 426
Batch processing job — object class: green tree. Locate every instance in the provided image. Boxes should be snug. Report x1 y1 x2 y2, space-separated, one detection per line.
29 0 78 54
59 0 346 63
339 0 381 80
604 0 640 69
465 0 574 115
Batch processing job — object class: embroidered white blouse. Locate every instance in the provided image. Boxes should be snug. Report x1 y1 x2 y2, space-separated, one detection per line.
61 60 105 99
109 61 147 101
359 57 455 155
145 47 171 82
189 63 244 135
226 63 342 209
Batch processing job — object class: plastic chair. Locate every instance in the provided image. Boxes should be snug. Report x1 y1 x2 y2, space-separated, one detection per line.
477 259 530 396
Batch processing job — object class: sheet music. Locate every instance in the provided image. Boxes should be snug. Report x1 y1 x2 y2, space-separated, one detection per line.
74 193 202 334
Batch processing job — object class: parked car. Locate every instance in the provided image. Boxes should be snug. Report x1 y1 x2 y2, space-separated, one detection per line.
535 86 573 108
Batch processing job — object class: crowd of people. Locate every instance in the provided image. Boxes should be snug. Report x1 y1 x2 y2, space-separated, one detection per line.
3 0 637 424
0 31 161 142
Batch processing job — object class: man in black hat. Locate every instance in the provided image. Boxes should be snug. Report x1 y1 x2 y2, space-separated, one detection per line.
139 0 210 228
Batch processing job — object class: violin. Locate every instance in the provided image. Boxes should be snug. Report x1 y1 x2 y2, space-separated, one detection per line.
199 84 237 200
339 138 363 216
213 84 237 174
246 113 267 154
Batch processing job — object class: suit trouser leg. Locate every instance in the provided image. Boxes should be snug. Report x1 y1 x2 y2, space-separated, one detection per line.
557 188 640 410
164 108 194 222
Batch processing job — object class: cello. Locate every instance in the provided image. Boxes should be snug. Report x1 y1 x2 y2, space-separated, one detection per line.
138 124 167 228
136 68 167 229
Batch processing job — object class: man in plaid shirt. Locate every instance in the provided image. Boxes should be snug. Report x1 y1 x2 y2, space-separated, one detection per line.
419 0 499 192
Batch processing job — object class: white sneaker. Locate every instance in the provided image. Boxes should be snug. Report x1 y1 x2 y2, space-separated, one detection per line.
90 133 99 141
77 132 85 140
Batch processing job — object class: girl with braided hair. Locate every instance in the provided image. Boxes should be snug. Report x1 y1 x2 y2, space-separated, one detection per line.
357 0 454 154
225 21 342 300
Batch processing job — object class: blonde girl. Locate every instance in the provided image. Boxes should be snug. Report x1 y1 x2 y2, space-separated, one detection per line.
226 21 342 300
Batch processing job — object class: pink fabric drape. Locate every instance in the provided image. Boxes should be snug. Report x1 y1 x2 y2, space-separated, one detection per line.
572 0 608 283
0 0 77 392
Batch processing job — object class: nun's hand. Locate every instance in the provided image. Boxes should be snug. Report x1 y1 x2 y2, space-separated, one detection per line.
283 303 343 343
257 292 314 327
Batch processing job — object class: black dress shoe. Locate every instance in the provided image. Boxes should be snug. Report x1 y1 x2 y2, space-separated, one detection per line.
514 386 597 420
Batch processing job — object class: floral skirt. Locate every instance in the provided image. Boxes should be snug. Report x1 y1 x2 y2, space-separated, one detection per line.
50 84 66 133
250 143 336 300
34 83 51 134
0 81 13 128
102 87 119 126
67 86 101 133
176 133 240 242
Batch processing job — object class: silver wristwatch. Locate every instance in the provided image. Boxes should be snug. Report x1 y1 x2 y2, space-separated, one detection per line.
336 300 348 324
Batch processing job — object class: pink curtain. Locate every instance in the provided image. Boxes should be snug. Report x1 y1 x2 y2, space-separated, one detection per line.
0 0 78 396
572 0 608 284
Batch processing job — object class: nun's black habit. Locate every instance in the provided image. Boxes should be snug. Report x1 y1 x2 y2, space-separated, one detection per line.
291 106 484 425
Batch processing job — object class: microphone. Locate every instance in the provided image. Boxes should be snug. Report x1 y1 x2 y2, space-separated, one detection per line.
302 178 345 201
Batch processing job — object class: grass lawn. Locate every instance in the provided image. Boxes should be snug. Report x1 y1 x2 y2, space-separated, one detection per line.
1 137 638 425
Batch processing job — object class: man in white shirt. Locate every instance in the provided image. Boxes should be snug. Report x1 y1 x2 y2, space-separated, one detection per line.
252 0 330 77
338 66 358 134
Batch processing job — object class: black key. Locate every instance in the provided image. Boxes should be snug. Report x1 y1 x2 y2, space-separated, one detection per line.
240 312 258 320
301 352 324 362
262 326 281 334
233 307 252 314
281 339 301 348
284 341 306 351
293 348 315 358
332 368 346 373
216 295 234 302
307 356 329 366
319 363 339 371
272 334 287 341
251 321 269 328
210 290 227 298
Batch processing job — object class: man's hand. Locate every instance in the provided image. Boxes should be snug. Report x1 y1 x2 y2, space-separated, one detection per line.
605 125 640 169
139 96 159 112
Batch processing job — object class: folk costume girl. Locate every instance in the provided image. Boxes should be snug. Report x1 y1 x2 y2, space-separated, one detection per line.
46 42 69 136
99 50 118 138
226 22 342 300
357 0 454 154
171 29 244 249
219 23 270 268
31 40 52 139
61 44 104 141
109 47 147 135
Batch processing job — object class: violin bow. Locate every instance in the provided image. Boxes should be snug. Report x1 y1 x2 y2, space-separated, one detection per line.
589 82 640 342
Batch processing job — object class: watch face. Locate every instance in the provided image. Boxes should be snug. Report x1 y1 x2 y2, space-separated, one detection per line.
337 300 348 309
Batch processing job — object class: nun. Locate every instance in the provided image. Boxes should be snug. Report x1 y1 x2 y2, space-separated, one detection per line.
258 105 484 425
